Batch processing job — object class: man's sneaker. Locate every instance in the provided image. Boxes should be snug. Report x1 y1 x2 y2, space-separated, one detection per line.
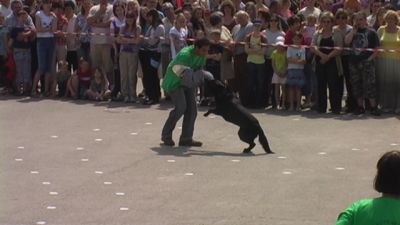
370 107 381 116
179 140 203 147
354 107 365 115
161 138 175 146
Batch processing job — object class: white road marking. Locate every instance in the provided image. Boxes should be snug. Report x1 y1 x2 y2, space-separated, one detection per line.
184 173 194 176
167 160 175 163
282 171 292 175
49 192 58 195
145 122 152 125
115 192 125 196
81 159 89 162
231 159 240 162
277 156 287 159
76 147 84 150
104 182 112 185
17 146 25 149
318 152 327 155
30 171 39 174
15 158 23 162
130 132 138 135
42 182 51 185
95 171 103 174
93 128 100 131
36 221 46 225
335 167 345 170
351 148 360 151
51 135 58 138
95 138 103 142
120 207 129 211
47 206 56 210
390 143 399 146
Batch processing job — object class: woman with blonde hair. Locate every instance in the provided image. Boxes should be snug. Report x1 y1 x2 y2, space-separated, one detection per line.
376 10 400 113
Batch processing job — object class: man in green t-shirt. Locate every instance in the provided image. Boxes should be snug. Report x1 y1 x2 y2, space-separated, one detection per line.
161 38 213 147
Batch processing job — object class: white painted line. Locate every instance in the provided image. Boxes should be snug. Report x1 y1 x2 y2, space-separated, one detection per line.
95 138 103 142
167 160 175 163
115 192 125 196
30 171 39 174
145 122 152 125
184 173 194 176
42 182 51 185
120 207 129 211
36 221 46 225
47 206 56 210
318 152 327 155
130 132 138 135
76 147 84 150
351 148 360 151
17 146 25 149
51 135 58 138
95 171 103 174
15 158 23 162
335 167 345 170
390 143 399 146
93 128 100 131
277 156 287 159
104 181 112 185
231 159 240 162
81 159 89 162
292 118 300 121
49 192 58 195
282 171 292 175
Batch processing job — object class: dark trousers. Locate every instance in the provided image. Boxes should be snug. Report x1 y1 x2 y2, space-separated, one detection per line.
66 50 78 72
341 55 357 111
247 62 267 108
265 58 274 107
230 53 249 105
139 50 161 102
161 87 197 142
315 60 343 113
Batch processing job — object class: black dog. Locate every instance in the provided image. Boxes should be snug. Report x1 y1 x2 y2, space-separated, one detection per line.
204 80 274 154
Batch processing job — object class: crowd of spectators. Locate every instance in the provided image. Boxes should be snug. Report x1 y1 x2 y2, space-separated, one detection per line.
0 0 399 114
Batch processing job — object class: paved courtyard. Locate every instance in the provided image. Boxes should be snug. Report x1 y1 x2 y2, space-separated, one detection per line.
1 96 399 225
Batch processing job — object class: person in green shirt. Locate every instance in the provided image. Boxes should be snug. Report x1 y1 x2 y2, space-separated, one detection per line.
161 38 214 147
335 150 400 225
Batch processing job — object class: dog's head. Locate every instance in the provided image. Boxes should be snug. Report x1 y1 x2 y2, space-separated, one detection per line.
206 80 234 102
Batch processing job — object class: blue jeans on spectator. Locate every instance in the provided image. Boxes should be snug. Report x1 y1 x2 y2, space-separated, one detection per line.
37 37 55 76
247 62 267 108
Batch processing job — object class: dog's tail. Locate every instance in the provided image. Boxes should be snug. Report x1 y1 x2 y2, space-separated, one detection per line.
258 126 274 154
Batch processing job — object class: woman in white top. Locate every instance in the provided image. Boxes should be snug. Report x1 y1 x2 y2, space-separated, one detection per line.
169 12 188 59
32 0 57 97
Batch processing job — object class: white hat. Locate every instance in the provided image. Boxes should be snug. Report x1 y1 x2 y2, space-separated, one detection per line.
275 36 285 47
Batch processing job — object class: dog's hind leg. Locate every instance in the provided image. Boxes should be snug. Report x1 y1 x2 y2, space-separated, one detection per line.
238 128 257 154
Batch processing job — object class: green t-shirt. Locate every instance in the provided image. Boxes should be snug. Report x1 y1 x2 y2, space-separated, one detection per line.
247 35 265 64
162 45 206 92
271 49 287 75
335 197 400 225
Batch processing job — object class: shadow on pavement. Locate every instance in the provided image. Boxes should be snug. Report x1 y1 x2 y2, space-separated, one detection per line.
150 146 268 157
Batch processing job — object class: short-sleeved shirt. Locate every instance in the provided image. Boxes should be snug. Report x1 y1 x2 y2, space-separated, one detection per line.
11 26 31 49
88 4 113 44
246 33 266 64
36 10 55 38
287 46 305 69
232 22 253 55
335 197 400 225
349 27 380 63
263 29 285 58
119 25 141 53
162 45 206 92
6 13 35 31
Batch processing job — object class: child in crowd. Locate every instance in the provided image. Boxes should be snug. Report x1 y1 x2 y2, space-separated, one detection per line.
10 10 34 95
55 60 71 97
244 18 267 108
169 12 188 59
286 32 306 111
271 37 288 110
284 15 302 45
201 28 223 106
87 67 111 101
0 14 8 90
67 58 92 99
302 15 317 46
